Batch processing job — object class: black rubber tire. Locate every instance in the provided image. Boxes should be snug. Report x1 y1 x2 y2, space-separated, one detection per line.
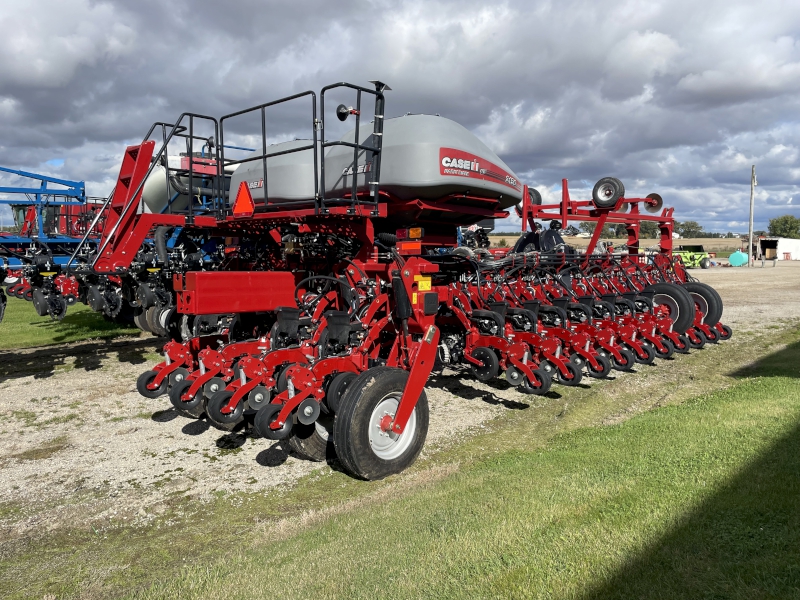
718 324 733 340
645 282 695 334
146 306 167 337
254 404 293 440
333 367 429 481
554 361 582 386
612 347 636 371
673 333 691 354
633 342 656 365
705 326 720 344
206 391 244 431
592 177 625 208
587 354 612 378
470 347 499 382
326 372 357 413
288 420 333 462
276 368 290 393
529 187 543 205
133 307 151 333
688 329 707 350
682 282 723 327
700 257 711 269
653 338 675 359
31 288 48 317
169 379 205 418
519 368 552 395
137 370 167 399
513 232 539 253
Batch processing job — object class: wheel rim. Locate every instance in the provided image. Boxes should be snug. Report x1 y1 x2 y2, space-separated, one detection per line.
368 393 417 461
688 292 708 323
653 293 680 323
597 183 615 200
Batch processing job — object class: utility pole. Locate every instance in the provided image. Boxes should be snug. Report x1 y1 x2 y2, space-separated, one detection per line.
748 165 757 267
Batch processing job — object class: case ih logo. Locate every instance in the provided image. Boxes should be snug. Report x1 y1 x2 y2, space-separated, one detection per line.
439 148 522 192
342 162 372 176
248 179 264 189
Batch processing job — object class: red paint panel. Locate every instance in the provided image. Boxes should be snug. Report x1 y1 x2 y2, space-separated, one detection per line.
176 271 297 315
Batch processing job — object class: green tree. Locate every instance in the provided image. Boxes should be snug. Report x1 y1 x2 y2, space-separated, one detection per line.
675 220 704 238
768 215 800 239
639 221 660 238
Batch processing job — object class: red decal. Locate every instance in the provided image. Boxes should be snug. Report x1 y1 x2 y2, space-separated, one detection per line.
439 148 522 192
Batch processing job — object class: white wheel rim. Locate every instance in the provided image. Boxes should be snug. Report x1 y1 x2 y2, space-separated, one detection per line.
688 292 708 324
368 393 417 460
653 293 679 324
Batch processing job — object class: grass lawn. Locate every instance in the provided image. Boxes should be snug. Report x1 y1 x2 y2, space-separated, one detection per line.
131 333 799 600
0 297 140 350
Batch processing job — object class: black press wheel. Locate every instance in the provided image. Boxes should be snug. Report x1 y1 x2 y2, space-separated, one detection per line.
519 368 552 395
632 342 656 365
206 391 244 431
585 354 612 378
169 379 205 418
288 417 334 462
612 347 636 371
653 338 675 359
470 347 499 382
333 367 429 481
137 370 167 399
554 360 582 386
254 404 293 440
673 333 691 354
687 329 707 350
718 324 733 340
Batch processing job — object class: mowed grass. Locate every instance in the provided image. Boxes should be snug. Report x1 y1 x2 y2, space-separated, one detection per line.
133 336 800 600
0 296 139 349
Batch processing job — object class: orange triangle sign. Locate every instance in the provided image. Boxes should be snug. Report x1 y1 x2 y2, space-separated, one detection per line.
232 181 255 217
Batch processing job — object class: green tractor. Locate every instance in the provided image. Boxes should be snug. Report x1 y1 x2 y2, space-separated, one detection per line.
675 244 712 269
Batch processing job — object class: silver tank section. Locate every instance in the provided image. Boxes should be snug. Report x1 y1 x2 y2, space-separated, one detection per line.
227 140 317 204
324 114 523 208
140 155 239 214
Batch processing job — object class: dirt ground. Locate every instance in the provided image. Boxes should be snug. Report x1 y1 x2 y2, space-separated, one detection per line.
0 262 798 541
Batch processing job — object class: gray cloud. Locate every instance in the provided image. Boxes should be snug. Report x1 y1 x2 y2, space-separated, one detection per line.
1 0 799 232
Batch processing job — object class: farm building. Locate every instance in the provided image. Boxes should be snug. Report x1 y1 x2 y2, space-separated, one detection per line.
758 237 800 260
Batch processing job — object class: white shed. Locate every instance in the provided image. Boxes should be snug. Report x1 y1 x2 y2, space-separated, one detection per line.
758 237 800 260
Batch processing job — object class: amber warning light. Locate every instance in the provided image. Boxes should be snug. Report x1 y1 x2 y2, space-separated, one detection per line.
396 227 424 240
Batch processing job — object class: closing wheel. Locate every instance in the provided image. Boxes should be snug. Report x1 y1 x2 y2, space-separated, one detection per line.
203 377 227 399
586 354 612 378
673 333 691 354
705 326 720 344
612 347 636 371
206 391 244 431
519 368 552 395
688 330 707 349
168 367 189 388
326 372 357 413
653 338 675 359
333 367 429 481
470 347 499 382
633 342 656 365
288 418 333 462
248 385 270 411
554 360 582 386
169 379 205 418
718 324 733 340
254 404 293 440
137 370 167 399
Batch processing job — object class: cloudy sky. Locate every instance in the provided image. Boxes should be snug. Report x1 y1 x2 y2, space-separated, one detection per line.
1 0 799 232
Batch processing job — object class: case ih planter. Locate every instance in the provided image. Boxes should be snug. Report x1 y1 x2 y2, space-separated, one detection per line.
5 82 732 480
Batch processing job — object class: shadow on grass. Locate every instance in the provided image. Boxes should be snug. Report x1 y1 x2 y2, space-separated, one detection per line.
582 420 800 600
583 334 800 599
730 338 800 380
0 337 161 383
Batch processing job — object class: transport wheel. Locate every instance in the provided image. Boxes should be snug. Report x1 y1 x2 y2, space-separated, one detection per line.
288 417 334 462
254 404 293 440
470 347 499 382
203 377 227 399
633 342 656 365
653 338 675 359
137 370 167 399
333 367 429 481
326 372 357 413
587 354 612 378
718 324 733 340
592 177 625 208
513 232 539 253
519 369 552 395
645 282 695 333
248 385 270 411
169 379 205 418
133 307 151 333
682 282 723 327
700 258 711 269
612 348 636 371
206 391 244 431
688 330 707 350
